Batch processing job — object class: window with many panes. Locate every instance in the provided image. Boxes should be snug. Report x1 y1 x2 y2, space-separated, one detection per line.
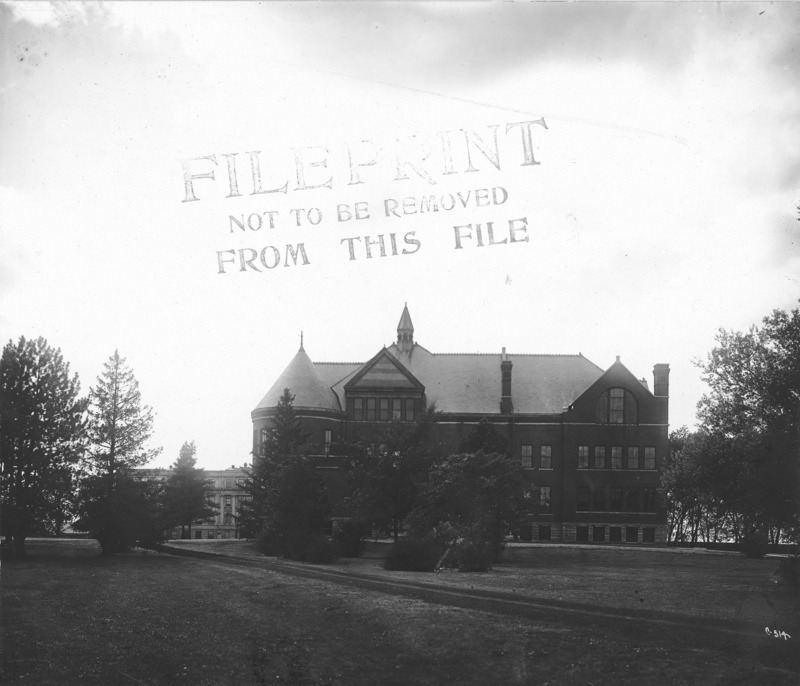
392 398 402 420
379 398 390 421
366 397 376 421
643 488 657 512
625 488 639 512
577 487 589 511
539 486 551 514
626 527 639 542
353 398 363 421
404 398 415 422
627 446 639 469
576 526 589 542
593 526 606 542
596 388 638 424
540 445 552 469
578 445 589 469
594 446 606 469
611 446 622 469
521 444 533 469
644 447 656 470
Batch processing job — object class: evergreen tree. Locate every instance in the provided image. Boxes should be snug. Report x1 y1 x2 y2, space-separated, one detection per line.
163 441 217 538
239 388 330 559
76 350 162 553
0 337 86 557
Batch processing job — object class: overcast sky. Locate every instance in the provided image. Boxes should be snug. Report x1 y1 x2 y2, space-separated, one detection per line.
2 2 799 469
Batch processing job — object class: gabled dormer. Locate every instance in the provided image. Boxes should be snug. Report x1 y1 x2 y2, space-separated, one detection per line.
565 357 668 425
344 347 425 422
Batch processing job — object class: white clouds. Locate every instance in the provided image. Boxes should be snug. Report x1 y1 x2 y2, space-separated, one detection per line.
2 2 798 466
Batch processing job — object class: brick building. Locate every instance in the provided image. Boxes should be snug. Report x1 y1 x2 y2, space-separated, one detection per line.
252 305 669 544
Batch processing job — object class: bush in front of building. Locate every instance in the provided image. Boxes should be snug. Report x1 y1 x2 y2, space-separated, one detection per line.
333 520 368 558
383 536 442 572
740 530 769 558
302 534 340 564
445 538 495 572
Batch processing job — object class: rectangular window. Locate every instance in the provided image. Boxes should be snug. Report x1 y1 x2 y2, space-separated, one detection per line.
379 398 390 422
366 397 376 421
392 398 402 421
609 527 622 542
609 388 625 424
353 398 363 422
225 496 232 506
625 488 639 512
577 487 589 512
642 527 656 543
578 445 589 469
540 445 552 469
594 446 606 469
611 446 622 469
643 488 657 513
538 525 552 541
644 447 656 470
518 524 533 541
576 526 589 542
404 398 415 422
592 526 606 542
539 486 551 514
194 530 202 539
626 527 639 543
610 487 623 511
324 429 332 454
627 446 639 469
592 487 606 512
521 444 533 469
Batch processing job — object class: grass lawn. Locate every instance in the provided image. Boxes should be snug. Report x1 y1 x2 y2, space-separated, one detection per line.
2 539 798 685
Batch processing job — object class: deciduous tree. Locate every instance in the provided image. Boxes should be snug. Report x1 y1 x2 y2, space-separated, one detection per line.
697 303 800 548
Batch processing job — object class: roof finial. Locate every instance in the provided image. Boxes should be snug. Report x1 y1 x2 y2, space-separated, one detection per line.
300 330 304 352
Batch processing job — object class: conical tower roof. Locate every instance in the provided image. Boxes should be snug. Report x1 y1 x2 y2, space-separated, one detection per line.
254 345 342 413
397 302 414 334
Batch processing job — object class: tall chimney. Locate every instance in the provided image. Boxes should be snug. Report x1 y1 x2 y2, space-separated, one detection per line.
653 364 670 397
500 347 513 414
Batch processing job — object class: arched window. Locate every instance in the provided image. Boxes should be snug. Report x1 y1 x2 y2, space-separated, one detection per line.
596 388 638 424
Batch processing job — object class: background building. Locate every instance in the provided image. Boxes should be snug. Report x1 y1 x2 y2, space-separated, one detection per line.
252 305 669 543
142 467 247 540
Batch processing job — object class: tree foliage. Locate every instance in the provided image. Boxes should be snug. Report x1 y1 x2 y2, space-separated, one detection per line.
0 337 86 557
410 451 527 564
689 303 800 548
239 388 331 560
162 441 217 538
343 404 440 540
76 350 162 553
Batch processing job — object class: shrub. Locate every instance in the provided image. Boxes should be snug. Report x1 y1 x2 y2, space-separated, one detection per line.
449 539 494 572
775 556 800 588
334 520 367 558
741 532 769 559
383 537 442 572
303 535 339 564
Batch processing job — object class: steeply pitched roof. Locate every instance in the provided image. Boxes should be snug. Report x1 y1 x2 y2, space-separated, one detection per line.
385 343 604 414
397 303 414 333
254 347 344 413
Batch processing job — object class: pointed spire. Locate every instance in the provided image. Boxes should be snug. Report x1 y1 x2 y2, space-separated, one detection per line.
397 303 414 353
300 330 304 352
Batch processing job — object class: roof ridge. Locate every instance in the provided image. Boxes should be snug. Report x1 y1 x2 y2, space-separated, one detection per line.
431 352 586 357
315 361 364 365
